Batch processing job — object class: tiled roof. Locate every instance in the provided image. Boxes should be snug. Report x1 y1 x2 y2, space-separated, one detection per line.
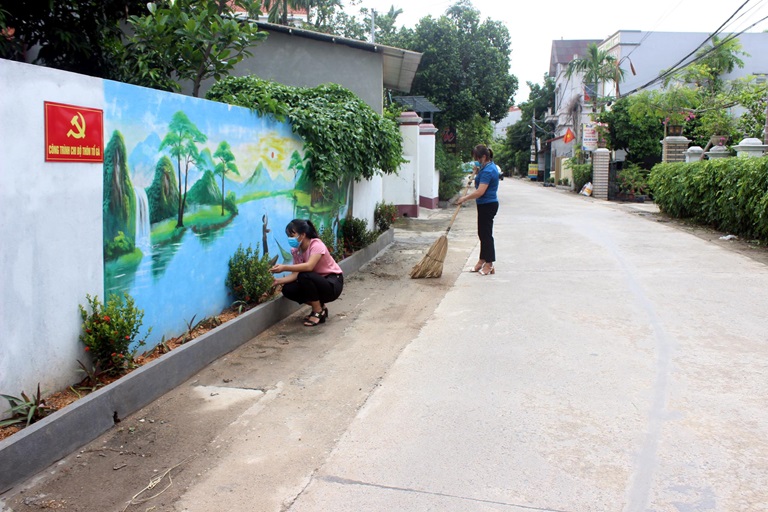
549 39 601 77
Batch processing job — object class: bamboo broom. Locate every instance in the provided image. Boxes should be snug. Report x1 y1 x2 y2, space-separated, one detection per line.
410 179 473 279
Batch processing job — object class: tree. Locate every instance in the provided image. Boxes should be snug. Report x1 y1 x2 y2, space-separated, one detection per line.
679 35 747 96
0 0 146 78
565 42 624 117
213 141 240 215
160 112 207 227
494 76 554 176
398 0 517 128
599 96 664 168
122 0 267 96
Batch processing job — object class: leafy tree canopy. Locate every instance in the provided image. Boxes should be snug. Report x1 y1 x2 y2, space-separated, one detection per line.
395 0 517 128
0 0 146 78
120 0 267 96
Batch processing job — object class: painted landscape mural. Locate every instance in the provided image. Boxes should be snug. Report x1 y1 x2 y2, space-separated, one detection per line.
102 81 349 347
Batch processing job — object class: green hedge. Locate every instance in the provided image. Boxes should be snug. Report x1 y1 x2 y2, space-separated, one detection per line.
649 157 768 240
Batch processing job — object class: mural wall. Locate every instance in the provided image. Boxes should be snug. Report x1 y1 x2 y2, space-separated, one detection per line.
102 82 349 345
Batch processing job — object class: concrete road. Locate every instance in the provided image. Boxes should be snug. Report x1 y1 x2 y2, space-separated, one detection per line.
287 180 768 512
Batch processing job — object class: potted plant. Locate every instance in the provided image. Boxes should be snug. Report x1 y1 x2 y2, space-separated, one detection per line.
616 164 650 201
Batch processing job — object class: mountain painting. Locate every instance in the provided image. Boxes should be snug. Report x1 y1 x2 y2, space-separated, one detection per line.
102 81 348 347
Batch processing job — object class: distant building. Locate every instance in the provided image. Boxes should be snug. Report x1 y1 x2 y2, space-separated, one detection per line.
546 31 768 164
493 105 522 138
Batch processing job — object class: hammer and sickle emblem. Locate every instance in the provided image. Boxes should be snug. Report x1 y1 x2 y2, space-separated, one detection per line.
66 112 87 139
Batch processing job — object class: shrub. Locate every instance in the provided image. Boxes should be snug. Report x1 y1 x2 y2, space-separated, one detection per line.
341 217 378 255
225 244 274 304
436 142 464 200
571 160 593 193
374 202 398 232
319 224 344 262
650 157 768 240
79 293 151 376
617 163 650 196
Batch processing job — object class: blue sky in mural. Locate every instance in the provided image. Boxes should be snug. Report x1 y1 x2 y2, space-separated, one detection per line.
103 81 303 189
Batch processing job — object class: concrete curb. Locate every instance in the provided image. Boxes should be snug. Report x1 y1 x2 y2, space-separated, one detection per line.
0 228 395 493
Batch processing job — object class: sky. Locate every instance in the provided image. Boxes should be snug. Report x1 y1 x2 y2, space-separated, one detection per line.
348 0 768 102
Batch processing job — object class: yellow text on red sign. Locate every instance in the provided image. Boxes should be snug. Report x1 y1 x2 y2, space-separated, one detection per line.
45 102 104 163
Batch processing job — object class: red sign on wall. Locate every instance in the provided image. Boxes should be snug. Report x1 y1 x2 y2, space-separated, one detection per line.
44 101 104 162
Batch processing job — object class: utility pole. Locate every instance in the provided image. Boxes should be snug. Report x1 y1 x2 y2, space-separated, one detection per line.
530 111 536 163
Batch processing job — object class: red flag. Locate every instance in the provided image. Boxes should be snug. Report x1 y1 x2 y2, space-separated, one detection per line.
563 128 575 144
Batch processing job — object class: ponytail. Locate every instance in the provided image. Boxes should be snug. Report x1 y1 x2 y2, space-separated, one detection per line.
285 219 319 239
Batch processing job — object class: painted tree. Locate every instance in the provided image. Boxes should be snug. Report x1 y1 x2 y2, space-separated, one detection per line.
213 141 240 215
160 111 207 228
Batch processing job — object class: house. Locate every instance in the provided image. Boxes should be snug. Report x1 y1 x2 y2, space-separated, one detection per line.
546 31 768 168
545 39 601 164
493 105 522 138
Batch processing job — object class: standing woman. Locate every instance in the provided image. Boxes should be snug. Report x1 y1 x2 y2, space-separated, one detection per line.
269 219 344 326
456 144 499 275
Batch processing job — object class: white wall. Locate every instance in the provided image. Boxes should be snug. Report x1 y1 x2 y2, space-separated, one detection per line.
418 124 439 207
382 112 421 216
0 60 105 398
351 175 383 229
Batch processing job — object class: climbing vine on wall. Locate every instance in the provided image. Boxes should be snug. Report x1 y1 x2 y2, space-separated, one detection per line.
206 76 404 190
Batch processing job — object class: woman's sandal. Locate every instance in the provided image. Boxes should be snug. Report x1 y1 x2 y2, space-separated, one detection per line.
469 261 485 272
304 310 326 327
478 263 495 275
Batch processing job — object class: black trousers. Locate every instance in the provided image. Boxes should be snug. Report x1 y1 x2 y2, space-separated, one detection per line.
282 272 343 306
477 201 499 263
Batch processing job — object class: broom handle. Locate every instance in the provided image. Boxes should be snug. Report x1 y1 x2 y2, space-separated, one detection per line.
446 177 475 234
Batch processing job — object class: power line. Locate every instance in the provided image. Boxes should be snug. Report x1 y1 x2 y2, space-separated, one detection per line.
621 2 767 96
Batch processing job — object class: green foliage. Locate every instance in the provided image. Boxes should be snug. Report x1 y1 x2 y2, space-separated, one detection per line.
79 293 151 376
225 244 274 303
435 141 465 200
207 76 404 190
649 158 768 240
598 96 663 168
120 0 267 96
570 152 593 193
0 384 54 428
374 202 399 232
0 0 146 78
455 114 494 158
495 76 555 176
732 79 768 139
319 224 345 263
617 164 650 196
105 231 135 260
629 86 699 127
396 1 517 127
341 217 378 254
